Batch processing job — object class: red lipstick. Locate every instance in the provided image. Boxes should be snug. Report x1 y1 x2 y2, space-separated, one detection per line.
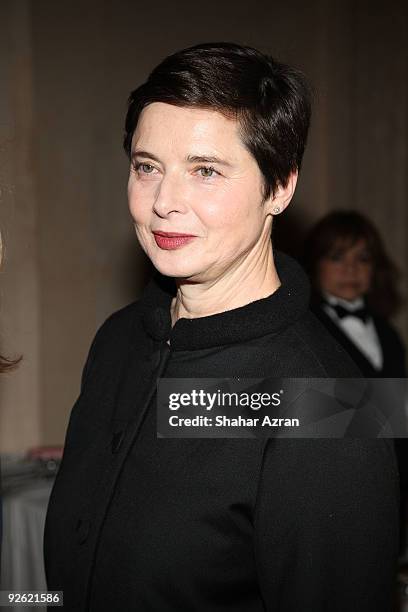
152 231 196 250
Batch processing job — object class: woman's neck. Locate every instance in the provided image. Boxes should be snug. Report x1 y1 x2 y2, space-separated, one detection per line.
170 236 280 326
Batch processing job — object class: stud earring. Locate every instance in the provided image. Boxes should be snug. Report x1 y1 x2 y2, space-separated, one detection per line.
273 206 281 214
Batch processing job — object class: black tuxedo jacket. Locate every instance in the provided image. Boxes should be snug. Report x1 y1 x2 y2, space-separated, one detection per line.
312 302 408 495
312 304 406 378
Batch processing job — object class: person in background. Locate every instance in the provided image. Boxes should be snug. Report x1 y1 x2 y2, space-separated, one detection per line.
303 209 407 551
303 210 406 378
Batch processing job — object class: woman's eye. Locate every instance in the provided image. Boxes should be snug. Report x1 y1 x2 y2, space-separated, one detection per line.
132 162 157 176
197 166 218 178
138 163 155 174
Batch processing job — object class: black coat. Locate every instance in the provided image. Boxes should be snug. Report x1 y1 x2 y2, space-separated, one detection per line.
44 252 399 612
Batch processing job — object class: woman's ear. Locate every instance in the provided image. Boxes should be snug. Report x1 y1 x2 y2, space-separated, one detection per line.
265 171 298 216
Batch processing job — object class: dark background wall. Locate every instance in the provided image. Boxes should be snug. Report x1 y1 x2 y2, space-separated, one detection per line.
0 0 407 450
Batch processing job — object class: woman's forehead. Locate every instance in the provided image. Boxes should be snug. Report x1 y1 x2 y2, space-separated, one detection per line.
132 102 247 158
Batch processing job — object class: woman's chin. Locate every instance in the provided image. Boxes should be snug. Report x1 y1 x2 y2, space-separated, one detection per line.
151 258 200 280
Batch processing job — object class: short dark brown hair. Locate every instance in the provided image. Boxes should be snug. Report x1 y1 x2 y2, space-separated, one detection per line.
123 42 311 200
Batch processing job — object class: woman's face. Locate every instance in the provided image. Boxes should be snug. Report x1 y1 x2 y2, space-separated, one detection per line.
127 102 274 281
317 239 373 301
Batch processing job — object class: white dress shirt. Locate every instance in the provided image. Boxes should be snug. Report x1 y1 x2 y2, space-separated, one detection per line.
322 291 383 370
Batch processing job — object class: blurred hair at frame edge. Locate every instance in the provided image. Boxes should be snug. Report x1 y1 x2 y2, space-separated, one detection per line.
0 229 22 373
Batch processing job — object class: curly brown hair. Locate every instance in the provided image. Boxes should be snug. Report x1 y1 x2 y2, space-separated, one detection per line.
303 211 404 318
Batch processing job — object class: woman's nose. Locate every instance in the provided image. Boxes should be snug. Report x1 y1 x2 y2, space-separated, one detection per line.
152 174 188 218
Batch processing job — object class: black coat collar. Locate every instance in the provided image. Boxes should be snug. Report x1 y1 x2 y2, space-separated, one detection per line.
140 251 310 351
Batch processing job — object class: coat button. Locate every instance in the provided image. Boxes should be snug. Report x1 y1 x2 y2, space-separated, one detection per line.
76 518 90 544
111 430 125 454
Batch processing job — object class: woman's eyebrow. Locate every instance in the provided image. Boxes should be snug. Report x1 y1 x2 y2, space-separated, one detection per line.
131 150 161 163
187 154 233 167
131 150 234 168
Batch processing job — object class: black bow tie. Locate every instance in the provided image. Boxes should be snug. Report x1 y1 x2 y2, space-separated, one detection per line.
326 302 369 323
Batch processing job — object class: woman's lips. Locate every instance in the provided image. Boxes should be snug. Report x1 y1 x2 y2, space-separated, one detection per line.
152 231 196 250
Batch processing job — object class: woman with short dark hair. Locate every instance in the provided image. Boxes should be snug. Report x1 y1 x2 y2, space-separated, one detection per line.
44 43 399 611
